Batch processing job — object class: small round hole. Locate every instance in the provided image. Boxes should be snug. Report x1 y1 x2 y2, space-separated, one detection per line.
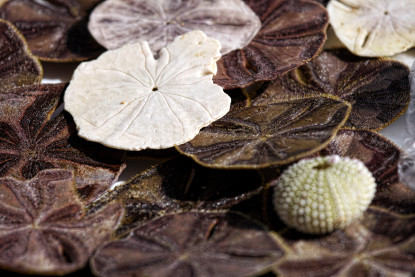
152 87 158 91
384 10 389 15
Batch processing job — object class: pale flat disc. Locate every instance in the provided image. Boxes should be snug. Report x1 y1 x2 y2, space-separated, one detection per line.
328 0 415 57
88 0 261 55
64 30 231 150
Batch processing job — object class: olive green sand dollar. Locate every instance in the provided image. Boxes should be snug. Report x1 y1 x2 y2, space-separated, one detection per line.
177 96 351 168
64 31 231 151
328 0 415 57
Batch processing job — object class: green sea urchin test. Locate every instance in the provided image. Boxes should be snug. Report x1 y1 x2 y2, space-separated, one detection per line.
273 155 376 234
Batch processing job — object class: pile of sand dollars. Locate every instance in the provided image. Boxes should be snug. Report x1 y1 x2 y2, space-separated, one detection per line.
0 0 414 276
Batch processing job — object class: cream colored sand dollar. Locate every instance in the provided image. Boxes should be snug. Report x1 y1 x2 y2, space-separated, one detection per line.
88 0 261 55
273 155 376 234
328 0 415 57
64 31 231 150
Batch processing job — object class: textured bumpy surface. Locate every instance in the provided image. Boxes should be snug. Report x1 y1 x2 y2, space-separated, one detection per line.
65 31 231 150
255 49 410 131
0 169 123 275
0 19 42 93
321 129 401 194
177 96 351 168
88 0 261 55
91 212 284 277
328 0 415 56
0 0 104 61
271 130 415 276
273 155 376 234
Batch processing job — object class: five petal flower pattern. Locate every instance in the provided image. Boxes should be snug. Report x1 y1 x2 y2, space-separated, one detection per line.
0 0 413 275
254 49 410 130
91 212 284 277
0 84 126 201
0 169 123 275
0 0 105 61
213 0 329 89
328 0 415 56
177 95 351 168
276 222 415 276
88 0 261 55
65 30 231 150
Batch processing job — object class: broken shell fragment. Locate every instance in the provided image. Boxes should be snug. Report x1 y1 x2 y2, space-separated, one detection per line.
88 0 261 55
64 30 231 151
273 155 376 234
328 0 415 57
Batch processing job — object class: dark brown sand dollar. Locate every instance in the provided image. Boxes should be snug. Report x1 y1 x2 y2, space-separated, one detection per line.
213 0 329 89
177 96 351 168
0 0 105 61
0 84 126 202
91 212 284 277
0 169 123 275
275 222 415 276
0 19 41 93
254 50 410 131
88 0 261 55
87 156 264 236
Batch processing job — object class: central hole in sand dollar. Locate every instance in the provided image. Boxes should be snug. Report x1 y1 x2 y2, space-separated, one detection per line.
152 87 158 91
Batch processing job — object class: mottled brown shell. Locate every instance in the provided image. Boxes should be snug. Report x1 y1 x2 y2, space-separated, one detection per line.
0 169 123 275
91 212 284 277
0 84 126 202
213 0 329 89
177 95 351 168
254 49 410 131
0 0 104 61
0 19 42 93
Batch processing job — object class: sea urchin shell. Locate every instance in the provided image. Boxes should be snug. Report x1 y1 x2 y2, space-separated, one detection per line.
273 155 376 234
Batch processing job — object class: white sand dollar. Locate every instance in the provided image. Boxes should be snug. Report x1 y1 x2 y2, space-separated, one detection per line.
88 0 261 55
328 0 415 57
64 30 231 150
